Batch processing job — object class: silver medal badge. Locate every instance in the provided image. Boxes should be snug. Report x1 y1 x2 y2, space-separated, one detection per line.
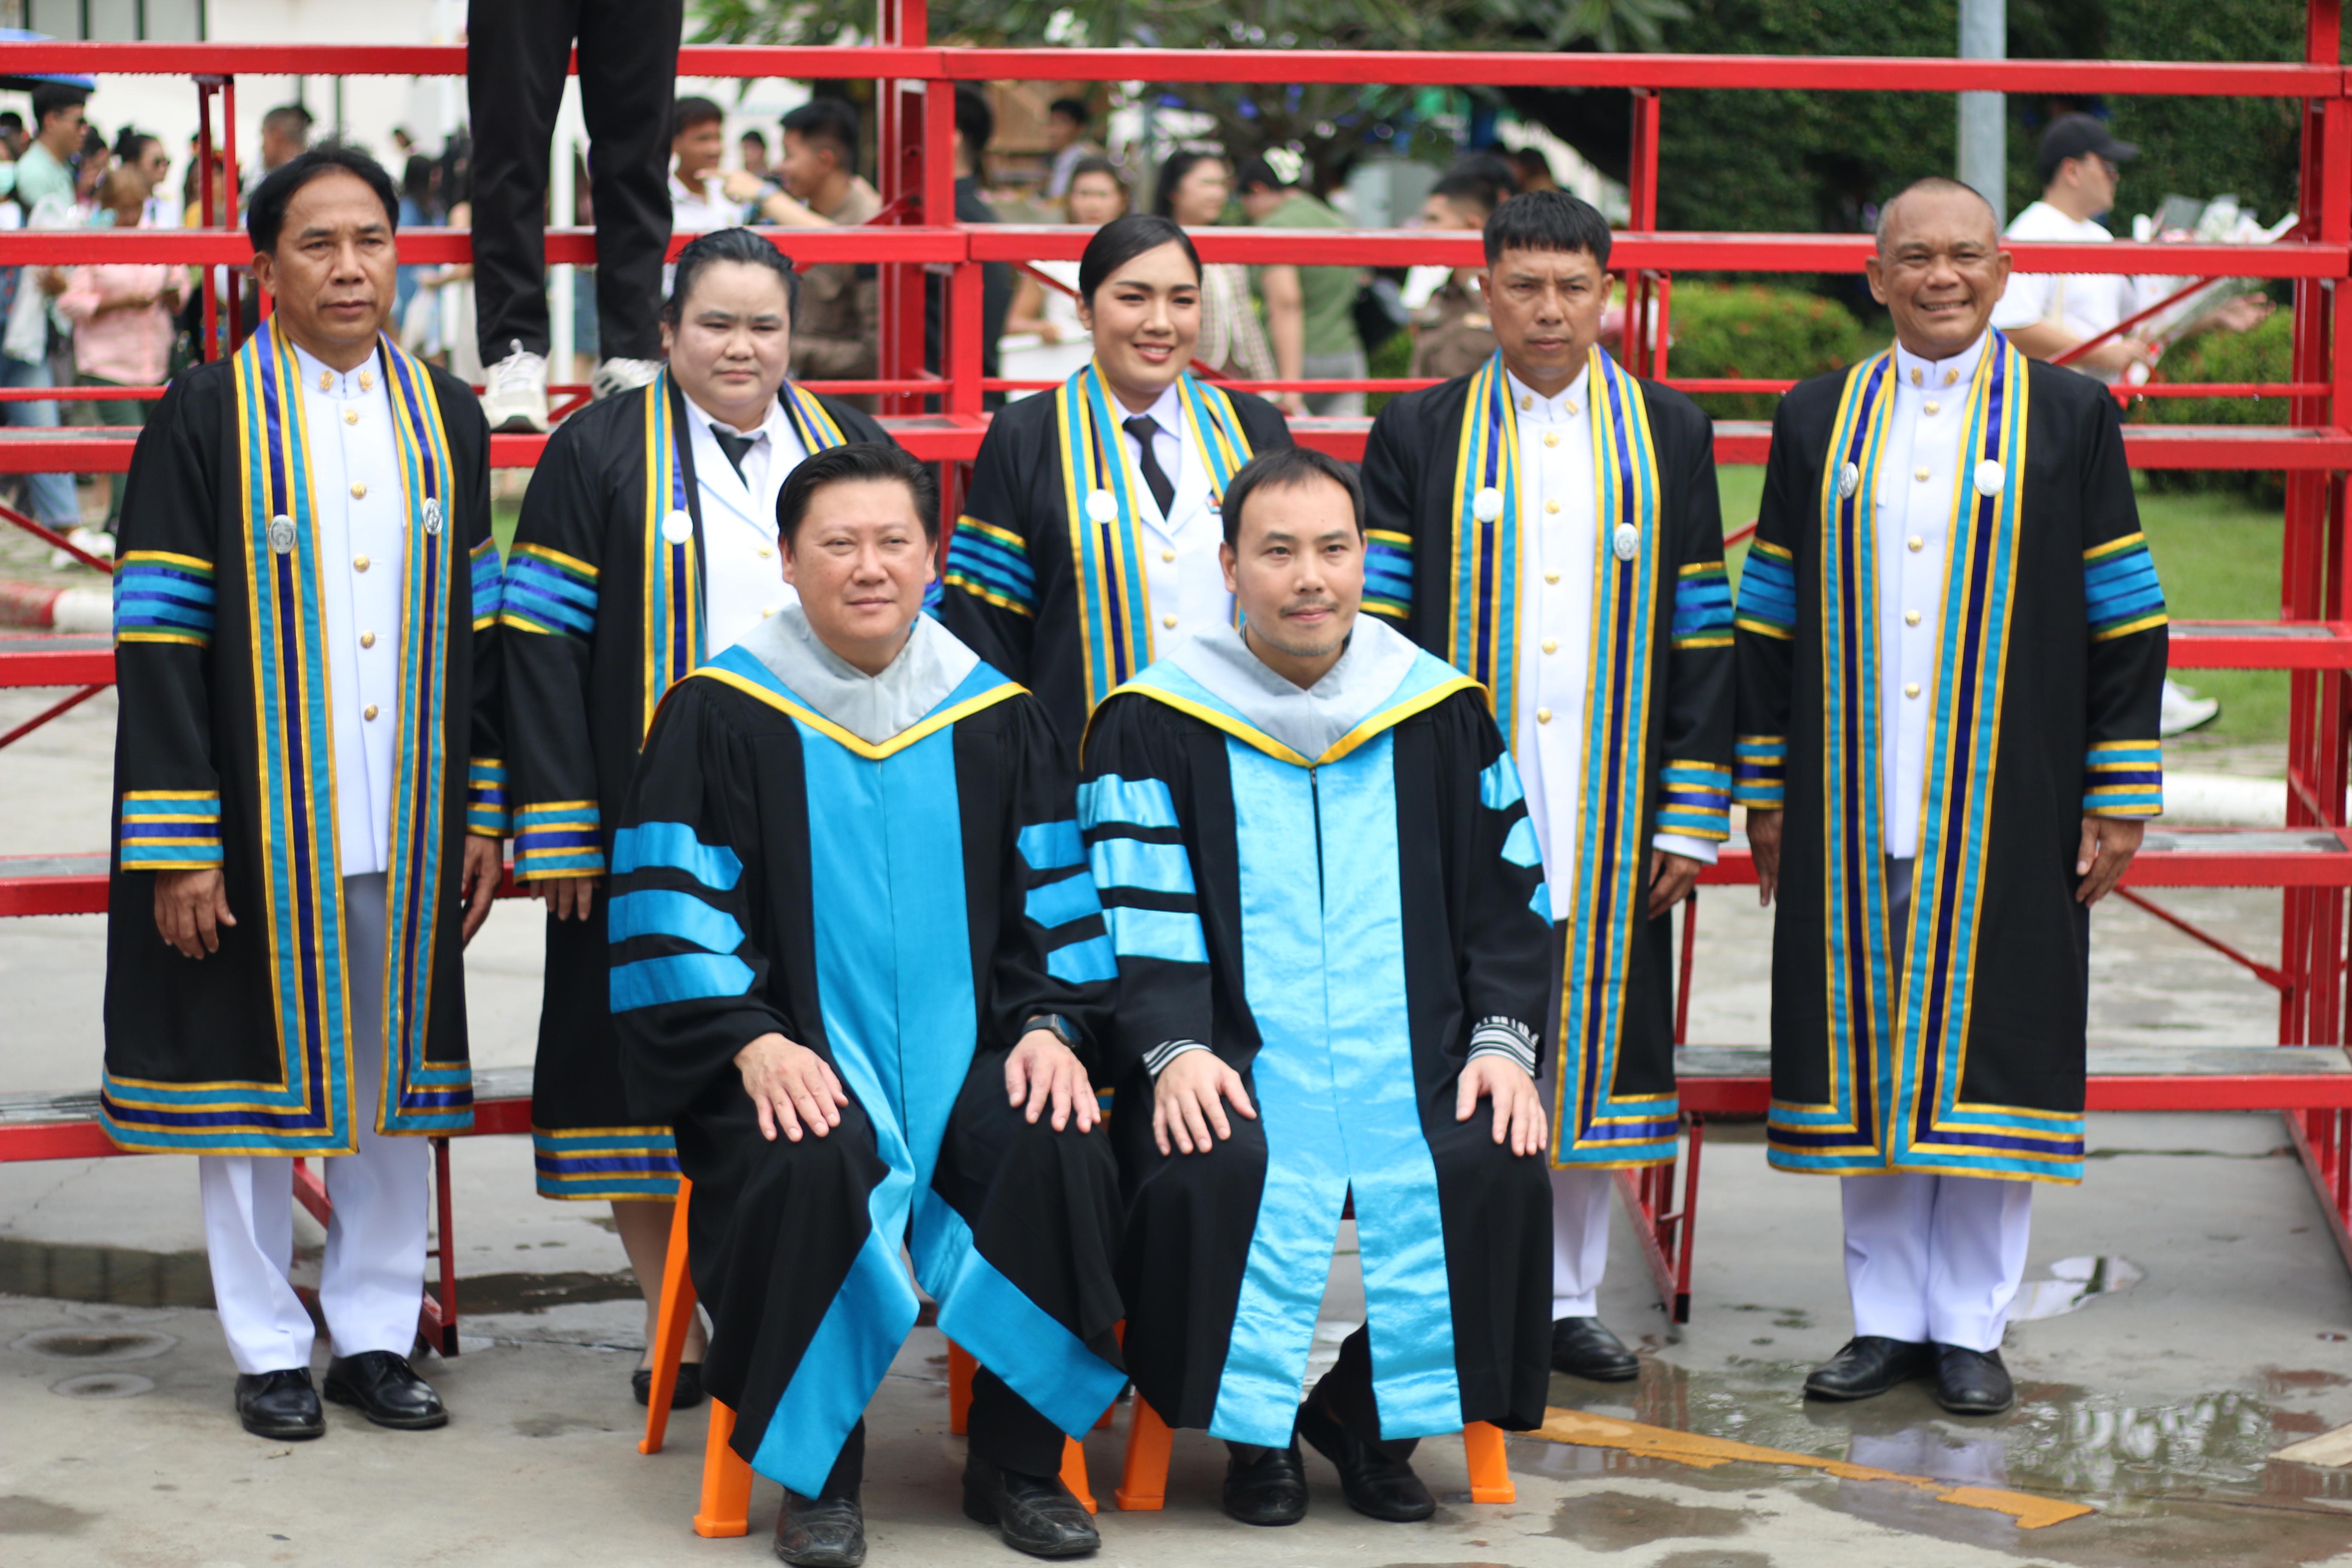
1472 487 1504 524
267 514 297 555
422 497 443 536
1612 523 1640 562
661 509 695 545
1084 489 1118 526
1972 459 2006 497
1837 462 1860 500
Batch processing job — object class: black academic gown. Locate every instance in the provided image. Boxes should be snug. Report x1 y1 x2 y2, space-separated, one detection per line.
609 628 1125 1494
1735 337 2167 1185
935 375 1292 746
1081 634 1554 1448
500 376 890 1200
101 325 500 1154
1361 349 1735 1167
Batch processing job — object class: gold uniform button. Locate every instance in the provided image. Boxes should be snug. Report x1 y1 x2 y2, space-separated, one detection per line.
1903 610 1921 627
1908 367 1923 386
363 704 380 721
1923 400 1940 416
1906 536 1923 554
757 544 773 559
1544 499 1561 515
1536 707 1553 724
318 370 334 391
1903 683 1920 699
1914 467 1930 483
1543 431 1559 448
1541 638 1558 654
1563 401 1578 416
359 372 374 391
1162 615 1179 629
1518 395 1533 411
353 554 371 571
1161 548 1176 563
1944 368 1959 386
343 408 359 426
1544 571 1560 585
350 481 367 499
760 604 777 619
360 631 377 648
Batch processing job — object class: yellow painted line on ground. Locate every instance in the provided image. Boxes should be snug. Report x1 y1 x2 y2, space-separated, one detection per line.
1531 1408 2094 1530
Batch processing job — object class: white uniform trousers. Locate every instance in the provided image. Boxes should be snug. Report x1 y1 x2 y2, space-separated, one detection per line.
1834 854 2034 1353
1549 1164 1615 1320
198 874 432 1374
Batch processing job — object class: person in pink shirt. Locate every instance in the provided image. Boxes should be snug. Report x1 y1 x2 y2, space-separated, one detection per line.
58 167 182 533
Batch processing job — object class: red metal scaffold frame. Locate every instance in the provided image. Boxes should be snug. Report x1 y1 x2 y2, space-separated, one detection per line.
2 5 2351 1333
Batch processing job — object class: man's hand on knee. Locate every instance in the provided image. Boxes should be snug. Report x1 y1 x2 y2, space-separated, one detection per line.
153 867 235 959
735 1032 848 1143
1006 1029 1099 1133
1456 1057 1549 1158
1152 1050 1255 1157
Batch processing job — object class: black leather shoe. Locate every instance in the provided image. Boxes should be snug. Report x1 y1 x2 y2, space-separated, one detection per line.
961 1458 1100 1558
1803 1336 1935 1402
774 1489 865 1567
235 1368 324 1440
631 1362 704 1409
1222 1442 1308 1526
323 1350 447 1430
1295 1396 1435 1523
1550 1317 1641 1382
1932 1344 2015 1416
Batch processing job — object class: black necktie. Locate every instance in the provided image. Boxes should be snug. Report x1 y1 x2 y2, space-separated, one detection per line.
1123 414 1177 517
711 425 758 482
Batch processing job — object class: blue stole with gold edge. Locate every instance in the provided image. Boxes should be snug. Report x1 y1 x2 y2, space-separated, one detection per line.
1054 362 1256 714
638 375 853 736
1770 333 2070 1180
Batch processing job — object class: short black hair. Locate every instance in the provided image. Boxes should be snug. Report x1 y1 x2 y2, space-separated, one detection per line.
1049 97 1089 125
1874 175 1999 249
1078 212 1200 304
1149 149 1224 220
1219 447 1364 548
261 103 314 140
673 96 724 139
245 142 400 254
0 111 24 132
30 84 85 127
1482 189 1612 269
1065 155 1124 197
777 441 939 546
1437 151 1517 214
780 98 859 175
953 84 994 160
740 127 767 149
1234 154 1294 194
113 128 160 165
663 226 801 323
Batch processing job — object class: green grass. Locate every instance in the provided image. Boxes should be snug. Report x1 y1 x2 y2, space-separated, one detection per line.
1713 466 2288 755
492 497 521 557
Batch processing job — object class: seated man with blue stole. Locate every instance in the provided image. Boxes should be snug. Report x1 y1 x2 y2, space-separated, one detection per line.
1735 178 2166 1418
1083 447 1555 1528
101 145 505 1442
609 442 1125 1565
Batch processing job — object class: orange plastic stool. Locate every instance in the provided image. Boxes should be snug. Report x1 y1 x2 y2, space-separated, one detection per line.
1115 1396 1516 1509
642 1181 1100 1525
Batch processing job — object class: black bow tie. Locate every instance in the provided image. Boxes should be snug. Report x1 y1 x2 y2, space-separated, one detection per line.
711 425 760 481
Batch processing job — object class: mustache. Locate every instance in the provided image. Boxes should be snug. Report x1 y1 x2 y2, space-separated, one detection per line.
1282 597 1340 614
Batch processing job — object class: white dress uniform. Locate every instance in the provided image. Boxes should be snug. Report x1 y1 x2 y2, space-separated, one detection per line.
197 345 432 1375
1501 367 1718 1323
1122 380 1232 649
1988 201 2154 387
1840 331 2033 1354
682 390 812 651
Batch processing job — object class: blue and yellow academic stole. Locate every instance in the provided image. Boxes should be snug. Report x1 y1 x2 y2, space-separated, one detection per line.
1444 352 1525 730
1770 335 2074 1181
1054 363 1254 713
638 376 850 736
102 320 467 1152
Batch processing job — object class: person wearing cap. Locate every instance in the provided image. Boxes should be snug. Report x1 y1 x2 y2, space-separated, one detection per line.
936 212 1292 748
1991 111 2263 735
1358 190 1736 1387
1737 178 2167 1418
499 230 892 1409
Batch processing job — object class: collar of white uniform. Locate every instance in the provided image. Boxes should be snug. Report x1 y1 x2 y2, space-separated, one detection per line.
288 338 387 403
1503 362 1590 423
1163 615 1426 763
732 602 981 746
1119 377 1186 444
682 385 791 448
1892 328 1991 395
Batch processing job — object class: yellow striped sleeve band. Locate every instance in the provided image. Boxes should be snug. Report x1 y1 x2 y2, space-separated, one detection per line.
1733 537 1795 639
1671 559 1733 648
115 551 216 646
942 516 1037 618
1733 735 1786 808
1657 760 1733 840
515 799 603 878
467 756 510 838
2084 532 2167 642
2083 740 2162 817
120 789 223 870
1363 528 1414 622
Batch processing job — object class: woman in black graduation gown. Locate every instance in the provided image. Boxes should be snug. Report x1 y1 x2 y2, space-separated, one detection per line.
935 212 1293 745
501 230 891 1403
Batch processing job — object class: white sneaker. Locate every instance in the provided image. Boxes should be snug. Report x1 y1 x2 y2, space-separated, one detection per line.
50 524 114 570
591 357 662 400
2159 676 2220 737
480 340 550 434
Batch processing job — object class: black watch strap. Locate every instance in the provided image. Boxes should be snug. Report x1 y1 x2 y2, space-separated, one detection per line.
1023 1013 1083 1050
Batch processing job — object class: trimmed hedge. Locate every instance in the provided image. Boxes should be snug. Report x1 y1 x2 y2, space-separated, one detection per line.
1663 282 1879 420
2137 310 2293 508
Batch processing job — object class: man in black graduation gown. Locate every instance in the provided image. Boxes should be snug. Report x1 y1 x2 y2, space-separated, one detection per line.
610 442 1124 1564
101 147 503 1438
501 227 892 1407
1085 447 1554 1527
1736 179 2166 1416
1360 190 1735 1382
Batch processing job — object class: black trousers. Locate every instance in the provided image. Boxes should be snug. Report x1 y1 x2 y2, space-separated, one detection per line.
467 0 680 364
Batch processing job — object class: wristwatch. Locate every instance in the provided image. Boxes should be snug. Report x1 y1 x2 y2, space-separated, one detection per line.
1023 1013 1083 1051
